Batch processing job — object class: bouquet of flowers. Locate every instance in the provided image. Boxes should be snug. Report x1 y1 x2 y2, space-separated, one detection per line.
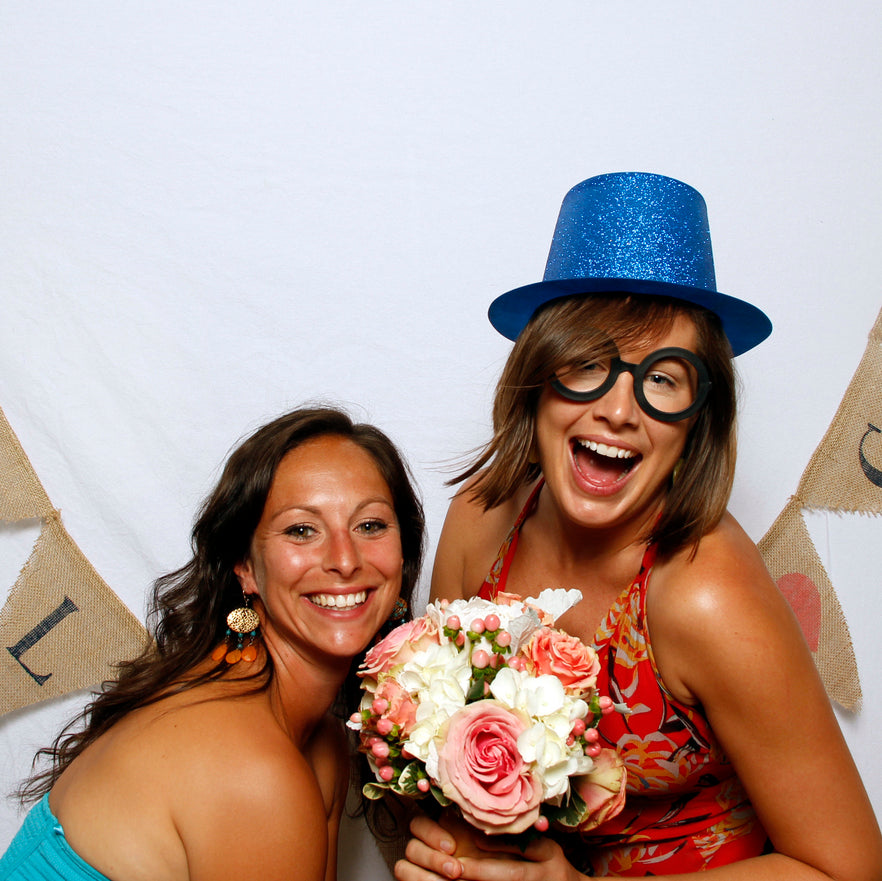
349 589 627 836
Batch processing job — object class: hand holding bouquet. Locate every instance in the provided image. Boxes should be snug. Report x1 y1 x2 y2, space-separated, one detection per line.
349 590 627 836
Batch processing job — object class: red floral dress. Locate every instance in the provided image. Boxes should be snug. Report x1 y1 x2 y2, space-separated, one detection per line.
478 483 770 875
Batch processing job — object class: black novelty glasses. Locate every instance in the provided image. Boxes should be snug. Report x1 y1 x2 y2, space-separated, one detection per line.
549 347 711 423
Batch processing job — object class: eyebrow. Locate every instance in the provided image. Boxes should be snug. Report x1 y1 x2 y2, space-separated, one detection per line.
266 497 396 522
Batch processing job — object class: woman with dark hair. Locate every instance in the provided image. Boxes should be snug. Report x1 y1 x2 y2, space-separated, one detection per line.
2 406 424 881
397 174 881 879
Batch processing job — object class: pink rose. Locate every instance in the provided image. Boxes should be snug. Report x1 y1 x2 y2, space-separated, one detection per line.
374 677 418 735
361 616 438 676
522 628 601 694
573 748 627 831
436 701 543 835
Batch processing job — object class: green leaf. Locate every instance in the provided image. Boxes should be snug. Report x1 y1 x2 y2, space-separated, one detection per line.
542 790 588 828
398 762 426 796
466 679 485 702
430 785 452 807
363 782 392 800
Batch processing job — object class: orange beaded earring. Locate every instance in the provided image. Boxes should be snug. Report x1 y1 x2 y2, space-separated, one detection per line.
211 594 260 664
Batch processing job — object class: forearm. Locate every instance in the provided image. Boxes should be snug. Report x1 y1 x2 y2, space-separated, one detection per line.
645 852 874 881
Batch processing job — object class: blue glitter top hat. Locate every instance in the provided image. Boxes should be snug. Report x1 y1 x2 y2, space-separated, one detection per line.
488 172 772 356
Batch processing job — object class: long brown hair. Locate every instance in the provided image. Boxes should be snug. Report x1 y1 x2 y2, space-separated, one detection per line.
20 406 425 802
453 293 738 557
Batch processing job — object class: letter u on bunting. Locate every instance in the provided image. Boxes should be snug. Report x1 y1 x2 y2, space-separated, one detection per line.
758 307 882 711
0 406 147 716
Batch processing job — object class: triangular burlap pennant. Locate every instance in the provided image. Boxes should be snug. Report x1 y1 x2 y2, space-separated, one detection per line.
755 307 882 712
0 405 147 716
0 408 53 520
757 499 862 711
798 308 882 513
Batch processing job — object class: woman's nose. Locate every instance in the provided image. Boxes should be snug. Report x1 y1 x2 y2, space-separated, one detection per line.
591 372 640 427
323 530 361 577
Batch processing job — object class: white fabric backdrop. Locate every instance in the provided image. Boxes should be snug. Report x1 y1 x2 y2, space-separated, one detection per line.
1 2 880 876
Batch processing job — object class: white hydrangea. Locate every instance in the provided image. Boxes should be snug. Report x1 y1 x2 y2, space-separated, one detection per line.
424 589 582 655
518 720 596 800
399 641 472 761
490 666 593 800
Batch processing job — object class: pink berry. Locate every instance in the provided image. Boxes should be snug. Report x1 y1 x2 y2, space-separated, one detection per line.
470 618 486 634
566 734 575 747
379 765 395 781
456 632 465 646
586 743 602 757
377 718 394 736
484 614 500 631
371 741 390 759
349 712 362 724
472 649 490 669
372 698 389 715
599 696 614 715
446 615 461 630
534 816 549 832
495 631 511 648
417 778 431 793
571 718 586 736
584 728 599 743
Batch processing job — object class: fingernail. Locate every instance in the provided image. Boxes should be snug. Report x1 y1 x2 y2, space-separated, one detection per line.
440 837 455 854
443 860 458 878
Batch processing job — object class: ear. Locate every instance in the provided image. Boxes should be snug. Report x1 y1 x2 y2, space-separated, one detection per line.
234 559 259 597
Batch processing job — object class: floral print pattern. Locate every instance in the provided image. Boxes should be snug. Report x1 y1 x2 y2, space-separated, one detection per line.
479 483 769 875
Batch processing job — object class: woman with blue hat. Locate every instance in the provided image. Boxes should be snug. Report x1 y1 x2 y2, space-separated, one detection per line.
397 174 881 878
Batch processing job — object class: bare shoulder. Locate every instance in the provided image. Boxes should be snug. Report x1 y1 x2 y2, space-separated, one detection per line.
430 476 532 602
653 513 778 611
163 693 334 880
53 685 329 881
648 512 805 704
649 515 882 879
153 689 318 795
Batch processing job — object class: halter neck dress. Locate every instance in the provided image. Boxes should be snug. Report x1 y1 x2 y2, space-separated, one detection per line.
478 482 770 875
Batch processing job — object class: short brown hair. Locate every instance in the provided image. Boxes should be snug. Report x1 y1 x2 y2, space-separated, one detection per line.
454 294 738 557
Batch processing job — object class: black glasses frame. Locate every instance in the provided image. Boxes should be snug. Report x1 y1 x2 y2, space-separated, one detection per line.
549 346 712 423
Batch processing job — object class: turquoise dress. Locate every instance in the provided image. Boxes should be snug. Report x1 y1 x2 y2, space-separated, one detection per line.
0 794 111 880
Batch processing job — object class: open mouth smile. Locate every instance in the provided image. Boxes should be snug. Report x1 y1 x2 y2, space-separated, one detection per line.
572 438 640 488
308 590 369 609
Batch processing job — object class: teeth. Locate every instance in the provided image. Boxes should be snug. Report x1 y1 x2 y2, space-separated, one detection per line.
310 591 368 609
576 439 635 460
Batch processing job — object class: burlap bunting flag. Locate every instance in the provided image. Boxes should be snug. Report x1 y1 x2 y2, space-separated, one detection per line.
797 309 882 514
758 500 862 710
757 307 882 712
0 406 147 716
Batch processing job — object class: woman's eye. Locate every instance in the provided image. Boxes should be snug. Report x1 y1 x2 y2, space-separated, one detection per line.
285 524 316 539
557 359 610 390
357 519 388 535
